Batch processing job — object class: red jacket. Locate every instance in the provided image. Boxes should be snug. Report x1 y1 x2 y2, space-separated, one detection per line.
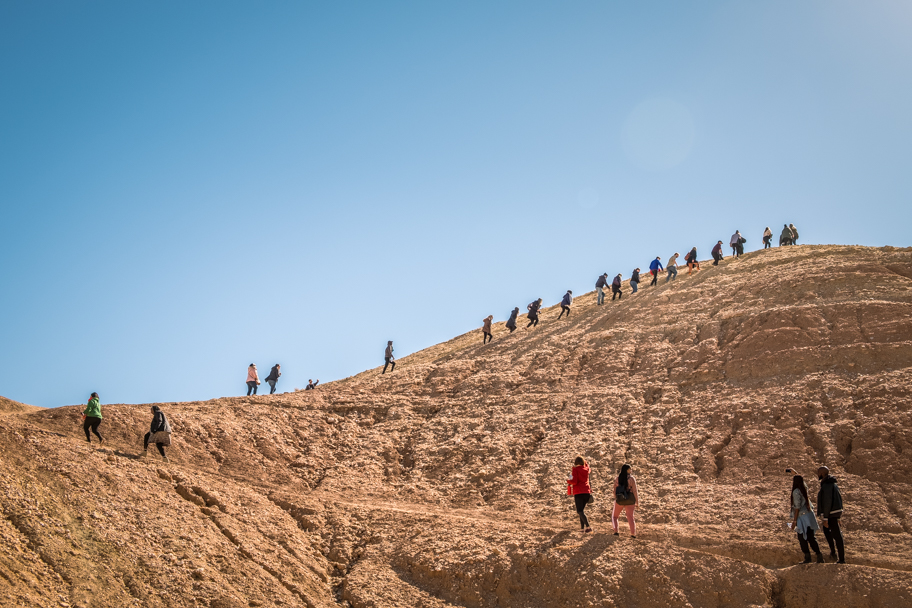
568 465 591 495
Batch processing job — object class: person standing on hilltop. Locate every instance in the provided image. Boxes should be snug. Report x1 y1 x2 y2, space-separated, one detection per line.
246 364 260 395
685 247 700 274
557 291 573 319
630 268 641 294
612 464 638 538
780 224 793 246
763 227 773 249
265 364 281 395
730 231 742 257
817 466 846 563
82 392 104 445
595 273 609 305
611 273 623 300
382 341 396 374
567 456 593 534
526 298 542 328
482 315 494 343
788 473 824 564
505 307 519 333
141 405 171 463
666 253 679 282
712 240 724 266
305 379 319 390
649 257 663 286
790 223 800 245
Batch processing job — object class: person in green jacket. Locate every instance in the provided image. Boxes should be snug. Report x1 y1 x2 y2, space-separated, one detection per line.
82 392 104 444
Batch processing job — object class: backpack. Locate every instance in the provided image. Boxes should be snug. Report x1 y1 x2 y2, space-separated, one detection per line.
615 478 636 505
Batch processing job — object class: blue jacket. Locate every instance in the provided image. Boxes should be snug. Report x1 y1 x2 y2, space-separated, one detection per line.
649 259 663 272
561 293 572 306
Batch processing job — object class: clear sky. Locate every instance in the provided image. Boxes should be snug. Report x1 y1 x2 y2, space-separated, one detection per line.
2 1 910 407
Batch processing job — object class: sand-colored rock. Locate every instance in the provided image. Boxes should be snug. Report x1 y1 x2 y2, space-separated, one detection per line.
1 244 911 607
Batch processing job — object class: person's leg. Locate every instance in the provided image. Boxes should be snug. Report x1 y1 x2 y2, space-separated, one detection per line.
390 360 396 372
267 379 276 394
626 506 636 535
797 532 811 559
597 288 604 305
826 518 845 561
89 418 103 442
611 503 622 533
383 358 390 373
672 266 677 280
651 272 658 286
143 432 151 451
83 418 92 441
156 442 166 458
252 383 257 395
246 381 253 395
574 494 589 529
807 530 823 560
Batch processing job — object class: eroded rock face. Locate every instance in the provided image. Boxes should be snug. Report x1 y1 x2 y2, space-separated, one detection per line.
1 245 911 607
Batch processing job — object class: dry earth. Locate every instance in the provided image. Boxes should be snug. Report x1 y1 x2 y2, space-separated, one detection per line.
2 244 912 608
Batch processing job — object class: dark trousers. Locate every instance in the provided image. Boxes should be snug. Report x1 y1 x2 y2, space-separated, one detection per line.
557 305 570 319
382 357 395 373
763 236 771 249
83 417 103 442
822 517 845 561
797 530 822 556
526 315 539 328
713 252 723 265
267 379 277 394
483 331 492 344
612 288 622 300
143 432 166 457
507 324 516 333
574 493 591 529
650 270 658 286
246 381 257 395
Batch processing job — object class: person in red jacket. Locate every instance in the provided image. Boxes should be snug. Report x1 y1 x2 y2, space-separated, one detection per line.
567 456 593 533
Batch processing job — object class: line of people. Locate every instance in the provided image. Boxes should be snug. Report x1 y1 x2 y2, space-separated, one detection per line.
78 393 172 462
244 363 319 394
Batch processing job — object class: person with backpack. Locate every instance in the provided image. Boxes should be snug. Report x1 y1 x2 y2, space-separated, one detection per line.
649 257 663 286
666 253 679 282
557 291 573 319
246 364 259 395
526 298 542 328
685 247 700 274
505 307 519 333
789 473 824 564
612 464 638 537
817 466 846 563
82 392 104 445
730 231 742 257
141 405 171 462
737 233 746 256
790 223 800 245
382 341 396 374
595 273 609 305
482 315 494 343
611 274 623 300
780 224 793 246
763 227 773 249
265 364 281 395
712 240 724 266
629 269 641 294
567 456 593 534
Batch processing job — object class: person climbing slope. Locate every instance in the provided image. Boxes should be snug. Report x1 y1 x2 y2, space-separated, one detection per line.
780 224 793 246
382 341 396 374
712 241 724 266
763 227 773 249
685 247 700 274
246 364 259 395
666 253 679 282
557 291 572 319
630 269 641 294
141 405 172 462
595 273 609 305
482 315 494 344
526 298 542 328
612 464 638 538
649 257 663 286
265 364 281 395
730 231 742 257
82 392 104 445
567 456 593 534
505 307 519 333
611 274 623 300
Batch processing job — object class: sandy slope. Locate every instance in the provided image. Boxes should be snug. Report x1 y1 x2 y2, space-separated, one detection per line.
1 244 911 608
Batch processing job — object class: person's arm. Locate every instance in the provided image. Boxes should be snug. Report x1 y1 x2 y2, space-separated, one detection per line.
631 477 639 505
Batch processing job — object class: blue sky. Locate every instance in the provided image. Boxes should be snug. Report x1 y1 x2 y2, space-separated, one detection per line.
1 1 910 407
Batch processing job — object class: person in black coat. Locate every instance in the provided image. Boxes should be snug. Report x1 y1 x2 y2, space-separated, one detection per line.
611 274 623 300
526 298 542 328
142 405 171 462
506 307 519 333
265 364 281 394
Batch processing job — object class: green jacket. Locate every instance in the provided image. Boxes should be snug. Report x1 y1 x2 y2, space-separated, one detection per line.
83 398 102 419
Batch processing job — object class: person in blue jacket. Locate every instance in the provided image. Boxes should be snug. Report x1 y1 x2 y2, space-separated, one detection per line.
649 257 664 286
557 290 573 319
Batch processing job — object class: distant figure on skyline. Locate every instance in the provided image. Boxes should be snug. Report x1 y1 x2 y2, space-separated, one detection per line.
666 253 679 282
630 268 641 293
712 240 724 266
649 257 663 286
246 364 259 395
382 341 396 374
763 227 773 249
730 231 743 257
612 273 623 300
595 273 609 305
557 291 573 319
526 298 542 328
305 379 320 390
265 364 281 395
780 224 793 246
82 392 104 445
685 247 700 274
506 307 519 333
790 223 799 245
482 315 494 343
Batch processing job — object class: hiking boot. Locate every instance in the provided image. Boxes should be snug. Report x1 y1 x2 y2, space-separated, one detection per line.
799 553 812 565
585 527 592 534
836 559 846 564
816 552 825 563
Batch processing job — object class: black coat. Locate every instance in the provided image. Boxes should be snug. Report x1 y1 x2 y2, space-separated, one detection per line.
266 365 281 382
150 411 171 433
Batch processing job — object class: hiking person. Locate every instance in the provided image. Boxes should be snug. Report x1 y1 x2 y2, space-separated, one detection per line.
141 405 171 462
685 247 700 274
526 298 542 328
630 269 641 293
612 464 638 537
595 273 609 305
265 364 281 395
611 274 623 300
730 231 742 257
505 307 519 333
649 257 663 286
780 224 793 246
557 291 572 319
305 379 319 390
763 227 773 249
666 253 679 282
817 466 846 563
382 341 396 374
567 456 592 534
737 233 746 256
790 223 800 245
712 241 724 266
482 315 494 343
82 392 104 444
789 473 824 564
246 364 259 395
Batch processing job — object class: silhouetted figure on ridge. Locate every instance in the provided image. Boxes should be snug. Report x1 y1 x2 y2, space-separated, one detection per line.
780 224 793 246
246 364 259 395
595 273 609 305
82 392 104 445
712 240 724 266
763 227 773 249
611 274 623 300
382 341 396 374
505 307 519 333
305 379 319 390
666 253 679 282
630 268 641 293
685 247 700 274
649 257 663 286
557 291 572 319
790 223 800 245
526 298 542 328
482 315 494 343
265 364 281 394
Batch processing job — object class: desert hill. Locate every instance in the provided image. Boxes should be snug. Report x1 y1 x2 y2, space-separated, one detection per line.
2 244 911 608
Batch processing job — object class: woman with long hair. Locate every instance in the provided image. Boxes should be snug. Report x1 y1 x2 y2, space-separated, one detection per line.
612 464 638 538
567 456 592 533
790 473 824 564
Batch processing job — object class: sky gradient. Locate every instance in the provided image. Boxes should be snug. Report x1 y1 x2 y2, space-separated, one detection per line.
2 1 911 407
